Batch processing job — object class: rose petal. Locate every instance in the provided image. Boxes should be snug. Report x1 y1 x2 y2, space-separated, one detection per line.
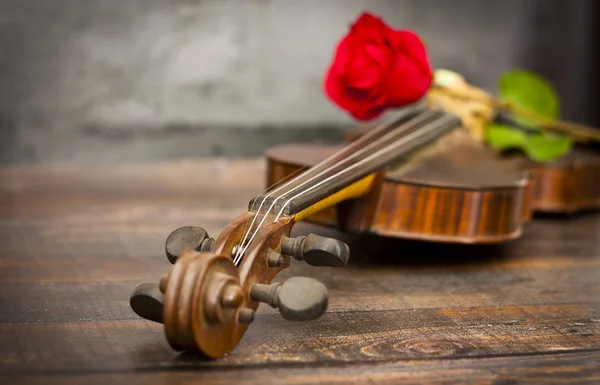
351 13 385 33
346 54 384 89
378 30 432 106
324 66 387 121
324 65 366 112
384 60 432 106
364 43 392 70
350 13 389 46
349 102 386 121
390 30 430 74
330 35 353 75
344 19 393 90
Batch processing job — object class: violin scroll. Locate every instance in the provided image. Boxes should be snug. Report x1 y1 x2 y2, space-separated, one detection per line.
131 248 248 357
130 215 345 358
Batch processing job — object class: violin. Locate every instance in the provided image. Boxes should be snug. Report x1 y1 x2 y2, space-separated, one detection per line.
503 147 600 214
129 80 536 358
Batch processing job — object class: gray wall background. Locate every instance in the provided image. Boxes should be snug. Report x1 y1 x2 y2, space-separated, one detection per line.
0 0 598 164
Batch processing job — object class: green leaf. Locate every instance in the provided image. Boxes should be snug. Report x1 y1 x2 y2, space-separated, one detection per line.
484 123 572 163
485 123 528 150
522 132 572 163
498 69 560 128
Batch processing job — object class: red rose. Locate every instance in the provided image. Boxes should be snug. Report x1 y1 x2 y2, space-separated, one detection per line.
324 12 433 121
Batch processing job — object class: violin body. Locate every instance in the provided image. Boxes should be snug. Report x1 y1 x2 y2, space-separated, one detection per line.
267 128 532 244
511 148 600 214
344 118 600 216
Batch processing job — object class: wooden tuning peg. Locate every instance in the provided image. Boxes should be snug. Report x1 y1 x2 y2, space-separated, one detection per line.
250 276 328 321
165 226 215 264
281 234 350 267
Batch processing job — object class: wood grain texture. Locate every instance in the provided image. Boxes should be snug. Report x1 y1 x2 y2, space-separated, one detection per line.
1 159 600 384
1 351 599 385
527 148 600 213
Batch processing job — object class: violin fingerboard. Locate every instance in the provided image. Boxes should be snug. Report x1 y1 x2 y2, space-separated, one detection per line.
250 111 462 217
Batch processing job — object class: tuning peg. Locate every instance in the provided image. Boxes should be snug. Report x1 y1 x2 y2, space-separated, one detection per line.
130 282 164 323
165 226 215 264
250 277 328 321
280 234 350 267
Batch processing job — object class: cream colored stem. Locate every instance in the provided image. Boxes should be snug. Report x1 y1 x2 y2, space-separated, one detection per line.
437 86 600 142
496 100 600 141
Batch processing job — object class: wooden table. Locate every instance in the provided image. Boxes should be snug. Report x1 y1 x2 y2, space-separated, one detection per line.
1 159 599 384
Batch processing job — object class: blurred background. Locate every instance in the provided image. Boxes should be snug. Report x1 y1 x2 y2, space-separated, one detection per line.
0 0 598 165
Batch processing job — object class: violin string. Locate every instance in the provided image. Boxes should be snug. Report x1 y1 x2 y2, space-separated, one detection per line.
233 110 445 265
233 109 446 265
232 109 423 263
233 110 437 265
272 114 456 222
235 163 310 259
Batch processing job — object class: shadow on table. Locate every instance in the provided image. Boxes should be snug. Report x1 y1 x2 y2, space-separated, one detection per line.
290 211 600 270
290 222 516 269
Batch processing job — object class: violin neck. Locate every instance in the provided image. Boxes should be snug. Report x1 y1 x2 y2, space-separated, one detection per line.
249 106 462 217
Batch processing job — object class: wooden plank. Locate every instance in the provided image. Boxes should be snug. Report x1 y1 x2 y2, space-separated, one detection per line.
0 159 266 194
2 217 600 282
2 159 600 383
0 159 262 227
2 257 600 323
2 351 599 385
0 303 598 374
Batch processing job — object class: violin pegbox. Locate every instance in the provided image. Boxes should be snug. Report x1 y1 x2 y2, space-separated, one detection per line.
130 219 348 358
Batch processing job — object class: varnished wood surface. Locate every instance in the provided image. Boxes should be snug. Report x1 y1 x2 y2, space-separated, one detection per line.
1 159 600 384
527 148 600 214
